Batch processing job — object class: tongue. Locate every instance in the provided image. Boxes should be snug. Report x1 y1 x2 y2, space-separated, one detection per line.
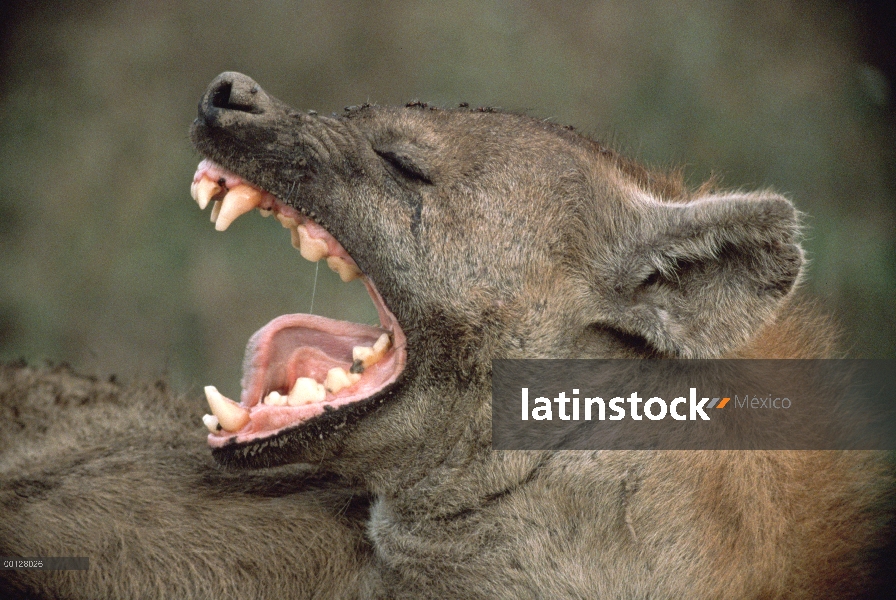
240 313 388 407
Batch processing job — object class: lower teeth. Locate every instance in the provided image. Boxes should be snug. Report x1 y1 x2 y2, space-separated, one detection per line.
202 414 222 433
287 377 326 406
263 391 287 406
325 367 361 394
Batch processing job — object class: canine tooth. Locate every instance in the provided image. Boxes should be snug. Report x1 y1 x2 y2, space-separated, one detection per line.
325 367 361 394
352 334 392 370
195 177 222 210
287 377 326 406
202 414 221 433
298 226 329 262
327 256 362 282
204 386 250 432
259 208 273 217
263 391 287 406
289 226 301 250
276 214 299 229
190 181 199 201
215 185 263 231
210 200 222 223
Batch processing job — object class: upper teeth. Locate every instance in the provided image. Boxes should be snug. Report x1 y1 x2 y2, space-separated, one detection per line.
215 185 263 231
297 226 329 262
192 173 363 277
327 256 362 282
276 213 299 229
192 178 222 210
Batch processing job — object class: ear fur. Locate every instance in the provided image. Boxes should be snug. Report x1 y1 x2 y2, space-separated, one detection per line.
596 192 803 357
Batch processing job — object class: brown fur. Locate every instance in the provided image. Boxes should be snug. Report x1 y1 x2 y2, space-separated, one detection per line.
0 363 377 599
1 72 893 598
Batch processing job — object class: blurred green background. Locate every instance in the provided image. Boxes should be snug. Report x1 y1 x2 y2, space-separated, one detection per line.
1 1 893 399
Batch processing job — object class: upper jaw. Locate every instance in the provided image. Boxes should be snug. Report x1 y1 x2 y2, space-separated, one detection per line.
189 121 300 210
188 156 408 451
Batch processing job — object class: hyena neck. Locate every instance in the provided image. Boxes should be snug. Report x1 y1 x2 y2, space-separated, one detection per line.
373 445 550 518
732 296 840 359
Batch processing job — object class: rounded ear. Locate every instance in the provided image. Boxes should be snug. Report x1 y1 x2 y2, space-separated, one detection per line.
592 192 803 357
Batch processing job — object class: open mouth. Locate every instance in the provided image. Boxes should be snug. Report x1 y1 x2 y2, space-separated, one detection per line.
190 159 407 448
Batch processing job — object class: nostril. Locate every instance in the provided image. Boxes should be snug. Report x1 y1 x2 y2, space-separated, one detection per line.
199 72 267 125
211 81 233 110
209 79 257 113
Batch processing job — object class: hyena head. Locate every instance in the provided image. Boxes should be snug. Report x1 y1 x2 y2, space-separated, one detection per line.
190 72 802 478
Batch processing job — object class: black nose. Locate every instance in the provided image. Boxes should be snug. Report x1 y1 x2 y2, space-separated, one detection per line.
198 72 271 126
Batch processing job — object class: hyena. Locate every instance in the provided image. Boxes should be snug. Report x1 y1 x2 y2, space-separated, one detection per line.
1 71 893 598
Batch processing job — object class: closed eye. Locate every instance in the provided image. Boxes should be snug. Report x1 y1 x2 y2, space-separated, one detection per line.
374 149 433 185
